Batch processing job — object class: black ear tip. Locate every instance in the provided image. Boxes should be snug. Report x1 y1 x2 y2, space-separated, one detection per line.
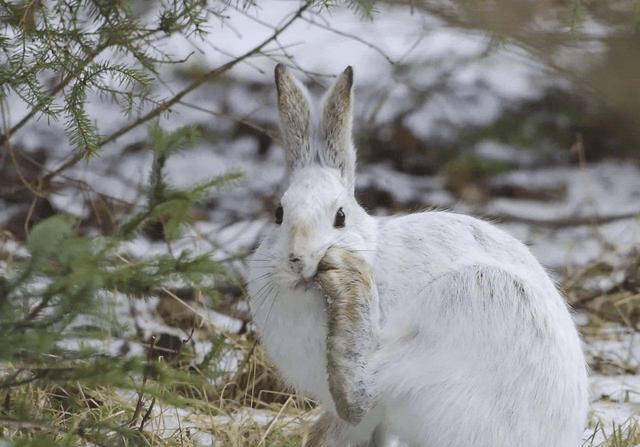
275 64 289 95
343 66 354 88
275 63 285 81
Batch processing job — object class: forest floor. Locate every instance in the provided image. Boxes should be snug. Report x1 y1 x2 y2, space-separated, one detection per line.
2 2 640 445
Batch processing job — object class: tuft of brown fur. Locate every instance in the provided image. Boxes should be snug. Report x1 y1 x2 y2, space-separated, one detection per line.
321 66 356 191
316 247 377 425
275 63 312 174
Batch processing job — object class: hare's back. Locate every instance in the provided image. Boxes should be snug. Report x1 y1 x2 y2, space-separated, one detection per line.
375 210 547 284
373 210 575 341
372 210 588 446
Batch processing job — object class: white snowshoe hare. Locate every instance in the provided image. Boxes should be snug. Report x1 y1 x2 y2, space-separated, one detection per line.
248 64 588 447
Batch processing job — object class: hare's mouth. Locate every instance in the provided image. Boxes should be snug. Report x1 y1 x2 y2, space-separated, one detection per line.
292 276 317 292
285 269 321 292
278 260 321 290
286 263 319 286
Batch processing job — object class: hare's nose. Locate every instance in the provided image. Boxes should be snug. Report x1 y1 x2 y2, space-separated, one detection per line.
289 254 303 274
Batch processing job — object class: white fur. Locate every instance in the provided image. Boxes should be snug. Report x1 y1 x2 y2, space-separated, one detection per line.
247 65 588 447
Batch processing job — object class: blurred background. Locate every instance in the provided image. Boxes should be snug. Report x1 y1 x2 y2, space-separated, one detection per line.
1 1 640 445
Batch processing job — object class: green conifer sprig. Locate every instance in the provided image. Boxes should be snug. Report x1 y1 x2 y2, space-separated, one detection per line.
1 0 208 151
0 125 237 365
0 2 371 444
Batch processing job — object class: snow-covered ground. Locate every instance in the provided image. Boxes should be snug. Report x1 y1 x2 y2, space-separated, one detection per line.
3 1 640 445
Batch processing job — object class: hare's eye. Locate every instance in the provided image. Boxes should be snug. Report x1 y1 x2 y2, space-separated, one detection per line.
275 205 283 225
334 207 345 228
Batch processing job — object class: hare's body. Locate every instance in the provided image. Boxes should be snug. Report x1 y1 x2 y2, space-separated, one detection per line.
372 212 586 446
248 65 588 447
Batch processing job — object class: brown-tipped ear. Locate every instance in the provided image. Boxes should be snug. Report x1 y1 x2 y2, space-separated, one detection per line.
320 66 356 192
275 64 313 175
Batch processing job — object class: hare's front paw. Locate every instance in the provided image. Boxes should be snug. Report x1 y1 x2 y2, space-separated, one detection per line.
317 246 375 306
316 247 377 425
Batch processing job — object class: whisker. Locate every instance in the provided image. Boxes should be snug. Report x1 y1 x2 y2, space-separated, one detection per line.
253 271 275 281
252 282 274 319
263 285 278 329
251 279 275 306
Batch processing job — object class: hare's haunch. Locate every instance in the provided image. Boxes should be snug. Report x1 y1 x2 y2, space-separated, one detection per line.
248 64 588 447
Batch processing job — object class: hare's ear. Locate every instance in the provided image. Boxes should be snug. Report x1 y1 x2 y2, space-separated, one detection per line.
320 66 356 192
275 64 313 174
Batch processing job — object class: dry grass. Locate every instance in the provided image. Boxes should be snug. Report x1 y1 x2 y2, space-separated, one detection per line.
4 330 639 447
585 421 640 447
0 333 316 446
3 250 640 446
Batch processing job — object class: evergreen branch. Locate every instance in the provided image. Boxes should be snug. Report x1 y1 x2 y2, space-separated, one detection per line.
2 0 305 183
63 81 101 154
3 1 310 184
98 0 313 148
187 171 244 201
0 40 112 145
0 2 196 146
149 140 168 208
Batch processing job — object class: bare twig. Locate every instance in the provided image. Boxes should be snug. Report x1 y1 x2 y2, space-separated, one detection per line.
487 211 640 229
25 294 52 322
300 15 395 65
4 2 310 194
0 417 50 431
139 397 156 432
98 1 312 149
258 394 294 446
129 335 157 427
230 339 259 399
42 153 85 184
7 143 47 198
177 100 278 141
2 391 10 414
24 1 310 191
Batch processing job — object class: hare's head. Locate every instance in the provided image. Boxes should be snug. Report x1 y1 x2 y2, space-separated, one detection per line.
268 64 374 287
